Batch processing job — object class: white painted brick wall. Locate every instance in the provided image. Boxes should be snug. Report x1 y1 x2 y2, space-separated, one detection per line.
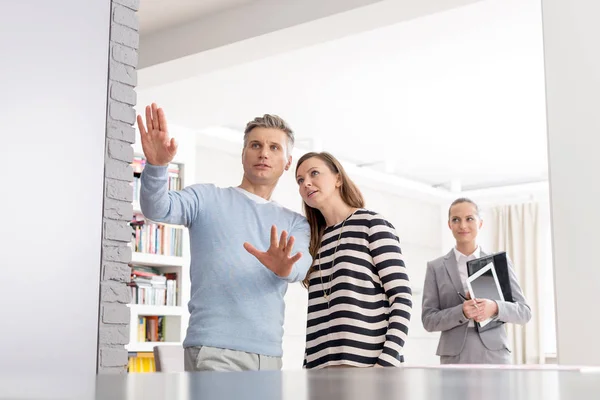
99 324 130 344
109 102 136 125
102 262 132 282
104 198 134 220
111 23 139 49
101 282 131 304
98 0 139 374
107 120 135 143
108 138 135 161
103 244 132 264
105 159 134 181
102 304 131 324
113 4 139 30
110 60 137 86
104 220 134 242
110 82 137 106
113 0 139 11
106 179 134 202
100 348 129 368
112 43 138 67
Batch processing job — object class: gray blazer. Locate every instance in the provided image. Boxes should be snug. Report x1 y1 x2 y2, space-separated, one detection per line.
421 249 532 356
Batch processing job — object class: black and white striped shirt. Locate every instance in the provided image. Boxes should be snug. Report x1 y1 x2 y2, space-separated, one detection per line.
303 209 412 369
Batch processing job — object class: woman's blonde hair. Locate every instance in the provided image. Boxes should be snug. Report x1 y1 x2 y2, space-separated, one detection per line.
295 152 365 288
448 197 481 219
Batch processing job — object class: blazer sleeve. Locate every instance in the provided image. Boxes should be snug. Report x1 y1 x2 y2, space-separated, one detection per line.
495 258 532 324
421 261 468 332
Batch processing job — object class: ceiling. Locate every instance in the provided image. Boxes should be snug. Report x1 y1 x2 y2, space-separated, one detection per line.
137 0 548 191
138 0 255 35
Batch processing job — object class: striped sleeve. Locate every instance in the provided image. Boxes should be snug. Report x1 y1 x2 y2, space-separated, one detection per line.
369 216 412 366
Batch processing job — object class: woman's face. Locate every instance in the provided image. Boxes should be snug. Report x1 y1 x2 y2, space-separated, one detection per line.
296 157 340 209
448 202 483 245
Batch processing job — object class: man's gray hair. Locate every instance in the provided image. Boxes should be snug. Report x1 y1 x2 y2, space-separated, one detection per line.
243 114 294 156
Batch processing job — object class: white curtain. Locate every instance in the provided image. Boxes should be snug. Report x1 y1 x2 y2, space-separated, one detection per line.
488 202 544 364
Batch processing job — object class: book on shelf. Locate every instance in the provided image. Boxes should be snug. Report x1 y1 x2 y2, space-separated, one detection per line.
130 216 183 257
129 267 178 306
137 315 166 343
131 155 184 257
128 352 156 373
128 155 187 374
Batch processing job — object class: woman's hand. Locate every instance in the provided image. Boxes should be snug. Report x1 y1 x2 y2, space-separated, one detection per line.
462 298 480 320
474 299 498 322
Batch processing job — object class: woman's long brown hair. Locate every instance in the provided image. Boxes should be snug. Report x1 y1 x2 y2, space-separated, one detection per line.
295 152 365 288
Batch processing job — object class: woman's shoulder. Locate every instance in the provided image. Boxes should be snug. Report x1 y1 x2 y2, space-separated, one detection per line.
427 250 454 269
353 209 395 228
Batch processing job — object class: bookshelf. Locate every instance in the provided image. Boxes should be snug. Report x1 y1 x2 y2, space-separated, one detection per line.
126 127 196 372
129 304 184 316
130 252 186 268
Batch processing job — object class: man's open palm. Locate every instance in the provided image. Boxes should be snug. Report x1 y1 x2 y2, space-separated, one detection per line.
137 103 178 166
244 226 302 278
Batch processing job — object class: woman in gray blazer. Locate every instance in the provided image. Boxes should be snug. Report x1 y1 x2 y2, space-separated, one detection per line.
421 198 531 364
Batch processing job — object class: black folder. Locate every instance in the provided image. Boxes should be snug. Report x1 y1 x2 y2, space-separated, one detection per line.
466 252 514 332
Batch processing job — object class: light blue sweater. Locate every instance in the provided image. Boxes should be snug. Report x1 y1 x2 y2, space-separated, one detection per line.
140 164 312 357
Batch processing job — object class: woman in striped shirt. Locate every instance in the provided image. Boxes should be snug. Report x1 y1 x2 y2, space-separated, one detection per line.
295 152 412 368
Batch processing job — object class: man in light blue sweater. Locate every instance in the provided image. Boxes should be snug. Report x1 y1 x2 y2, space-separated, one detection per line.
136 103 312 371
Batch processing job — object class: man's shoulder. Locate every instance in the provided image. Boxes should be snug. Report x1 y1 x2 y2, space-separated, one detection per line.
271 202 306 220
267 202 307 228
188 183 233 196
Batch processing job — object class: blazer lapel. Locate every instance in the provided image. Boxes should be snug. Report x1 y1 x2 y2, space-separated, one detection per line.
443 249 465 296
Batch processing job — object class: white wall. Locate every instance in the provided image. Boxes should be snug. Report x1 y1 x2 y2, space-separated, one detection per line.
541 0 600 366
194 143 445 368
0 0 110 377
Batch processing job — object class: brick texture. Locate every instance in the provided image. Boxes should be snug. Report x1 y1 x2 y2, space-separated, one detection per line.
102 304 131 324
98 0 139 373
107 120 136 144
102 262 131 282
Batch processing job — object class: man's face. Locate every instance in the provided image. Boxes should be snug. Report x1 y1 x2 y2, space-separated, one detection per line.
241 127 292 186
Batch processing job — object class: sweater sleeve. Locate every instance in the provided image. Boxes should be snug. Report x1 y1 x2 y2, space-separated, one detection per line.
369 216 412 367
139 163 203 227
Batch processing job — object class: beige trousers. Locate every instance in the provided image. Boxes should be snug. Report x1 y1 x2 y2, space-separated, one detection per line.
184 346 283 372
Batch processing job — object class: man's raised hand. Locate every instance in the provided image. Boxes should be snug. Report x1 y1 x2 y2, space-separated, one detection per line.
136 103 178 166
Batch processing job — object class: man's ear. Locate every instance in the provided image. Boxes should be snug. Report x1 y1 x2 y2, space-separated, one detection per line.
285 155 292 171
